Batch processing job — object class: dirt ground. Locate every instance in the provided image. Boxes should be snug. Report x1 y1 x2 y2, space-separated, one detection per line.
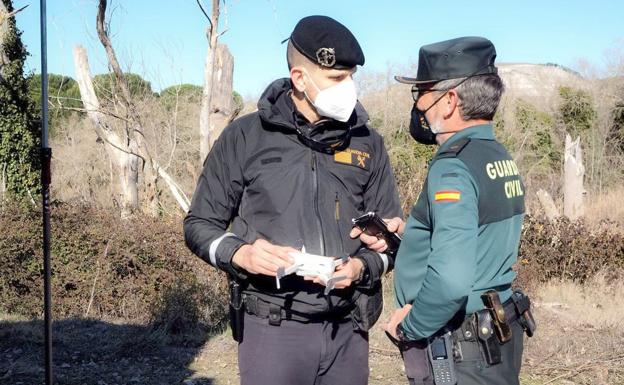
2 277 624 385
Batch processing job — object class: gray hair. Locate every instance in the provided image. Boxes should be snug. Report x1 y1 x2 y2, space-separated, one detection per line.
434 74 504 121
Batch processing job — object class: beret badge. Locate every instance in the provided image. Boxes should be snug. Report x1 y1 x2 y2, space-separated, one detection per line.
316 47 336 67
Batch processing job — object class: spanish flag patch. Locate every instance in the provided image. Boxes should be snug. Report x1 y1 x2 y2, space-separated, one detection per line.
434 190 461 202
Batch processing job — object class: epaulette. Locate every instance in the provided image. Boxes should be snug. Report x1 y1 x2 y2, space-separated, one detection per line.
436 138 470 159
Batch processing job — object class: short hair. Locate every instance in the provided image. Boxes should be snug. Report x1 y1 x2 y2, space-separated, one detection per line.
434 74 504 121
286 40 311 70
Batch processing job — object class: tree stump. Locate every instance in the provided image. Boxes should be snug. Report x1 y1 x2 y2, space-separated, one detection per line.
563 134 585 220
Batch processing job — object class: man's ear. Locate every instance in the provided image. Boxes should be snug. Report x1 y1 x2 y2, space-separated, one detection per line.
444 89 459 119
290 67 306 92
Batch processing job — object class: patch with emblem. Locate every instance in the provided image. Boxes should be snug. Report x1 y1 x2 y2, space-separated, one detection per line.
434 190 461 202
316 47 336 67
334 148 370 170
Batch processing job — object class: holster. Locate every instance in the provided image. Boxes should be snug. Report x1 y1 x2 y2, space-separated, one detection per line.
228 278 244 342
511 289 536 337
475 309 502 365
481 290 512 343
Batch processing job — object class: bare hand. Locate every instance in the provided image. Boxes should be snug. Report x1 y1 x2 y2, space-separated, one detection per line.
383 304 412 339
349 217 405 253
304 257 363 289
231 239 297 276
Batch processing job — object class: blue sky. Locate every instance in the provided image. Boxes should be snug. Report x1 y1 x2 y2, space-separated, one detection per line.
14 0 624 98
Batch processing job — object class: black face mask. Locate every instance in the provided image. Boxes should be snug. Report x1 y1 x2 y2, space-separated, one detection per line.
409 105 437 145
292 109 353 153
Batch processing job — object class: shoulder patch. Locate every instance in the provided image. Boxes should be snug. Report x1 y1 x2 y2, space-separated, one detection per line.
434 190 461 203
334 148 371 170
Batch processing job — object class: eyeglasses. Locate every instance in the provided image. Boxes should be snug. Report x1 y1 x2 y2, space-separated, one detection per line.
411 85 448 102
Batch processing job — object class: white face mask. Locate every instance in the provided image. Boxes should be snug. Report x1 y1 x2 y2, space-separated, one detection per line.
304 70 358 122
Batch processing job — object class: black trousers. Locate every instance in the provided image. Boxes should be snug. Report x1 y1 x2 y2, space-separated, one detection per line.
402 321 524 385
238 312 369 385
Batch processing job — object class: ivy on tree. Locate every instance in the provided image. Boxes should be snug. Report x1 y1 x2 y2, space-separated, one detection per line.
0 0 41 199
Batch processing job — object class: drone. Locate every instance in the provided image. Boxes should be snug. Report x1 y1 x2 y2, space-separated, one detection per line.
276 251 349 295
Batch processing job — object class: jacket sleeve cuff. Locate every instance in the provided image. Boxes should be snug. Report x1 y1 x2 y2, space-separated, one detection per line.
215 234 249 280
352 247 387 289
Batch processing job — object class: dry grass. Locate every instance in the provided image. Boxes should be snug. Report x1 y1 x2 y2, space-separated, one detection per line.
523 273 624 385
4 274 624 385
584 186 624 228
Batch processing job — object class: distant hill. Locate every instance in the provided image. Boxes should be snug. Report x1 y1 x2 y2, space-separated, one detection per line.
498 63 588 109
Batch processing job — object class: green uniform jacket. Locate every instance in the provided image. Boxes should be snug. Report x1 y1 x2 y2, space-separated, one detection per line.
394 124 525 341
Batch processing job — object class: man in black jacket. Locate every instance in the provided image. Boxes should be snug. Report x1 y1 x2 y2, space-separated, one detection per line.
184 15 401 385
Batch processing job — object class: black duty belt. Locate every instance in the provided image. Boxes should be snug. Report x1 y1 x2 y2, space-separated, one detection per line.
244 295 353 326
451 297 520 362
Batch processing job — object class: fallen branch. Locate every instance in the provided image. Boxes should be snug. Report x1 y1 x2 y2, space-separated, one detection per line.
85 241 110 317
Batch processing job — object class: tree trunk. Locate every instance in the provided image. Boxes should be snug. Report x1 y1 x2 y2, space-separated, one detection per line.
563 134 585 220
0 162 6 203
208 44 234 149
536 188 559 220
74 45 190 214
73 45 139 217
199 47 216 163
199 0 228 164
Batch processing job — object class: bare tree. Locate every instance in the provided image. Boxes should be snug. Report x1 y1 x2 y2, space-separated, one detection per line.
564 134 585 220
197 0 236 164
73 0 190 216
74 45 139 217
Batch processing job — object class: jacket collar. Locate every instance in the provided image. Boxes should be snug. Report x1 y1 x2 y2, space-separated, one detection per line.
437 123 495 154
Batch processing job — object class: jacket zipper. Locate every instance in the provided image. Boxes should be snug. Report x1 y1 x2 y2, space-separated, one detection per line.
335 192 346 256
311 151 325 255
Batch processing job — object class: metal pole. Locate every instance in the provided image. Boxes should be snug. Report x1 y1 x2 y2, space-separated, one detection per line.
39 0 53 384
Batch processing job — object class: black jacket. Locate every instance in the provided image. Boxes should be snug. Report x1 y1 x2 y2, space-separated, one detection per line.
184 78 401 316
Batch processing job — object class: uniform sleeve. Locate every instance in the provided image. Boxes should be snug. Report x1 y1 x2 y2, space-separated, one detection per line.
400 158 479 340
354 133 403 288
183 124 248 279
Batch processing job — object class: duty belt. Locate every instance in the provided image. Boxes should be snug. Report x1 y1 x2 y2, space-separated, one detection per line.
451 297 520 362
244 295 353 326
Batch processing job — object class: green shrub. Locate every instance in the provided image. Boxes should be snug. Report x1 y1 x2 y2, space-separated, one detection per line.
385 128 435 213
27 74 82 129
93 72 155 101
0 0 41 199
558 86 597 138
514 101 560 176
611 101 624 154
159 83 203 109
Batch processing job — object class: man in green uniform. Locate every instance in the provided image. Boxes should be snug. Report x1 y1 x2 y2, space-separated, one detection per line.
351 36 535 385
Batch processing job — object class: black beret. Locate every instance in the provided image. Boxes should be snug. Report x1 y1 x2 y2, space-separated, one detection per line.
287 15 365 69
395 36 497 84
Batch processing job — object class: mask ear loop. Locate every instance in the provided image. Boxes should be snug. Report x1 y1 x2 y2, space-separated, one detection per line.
418 63 495 113
416 66 493 134
301 68 322 109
